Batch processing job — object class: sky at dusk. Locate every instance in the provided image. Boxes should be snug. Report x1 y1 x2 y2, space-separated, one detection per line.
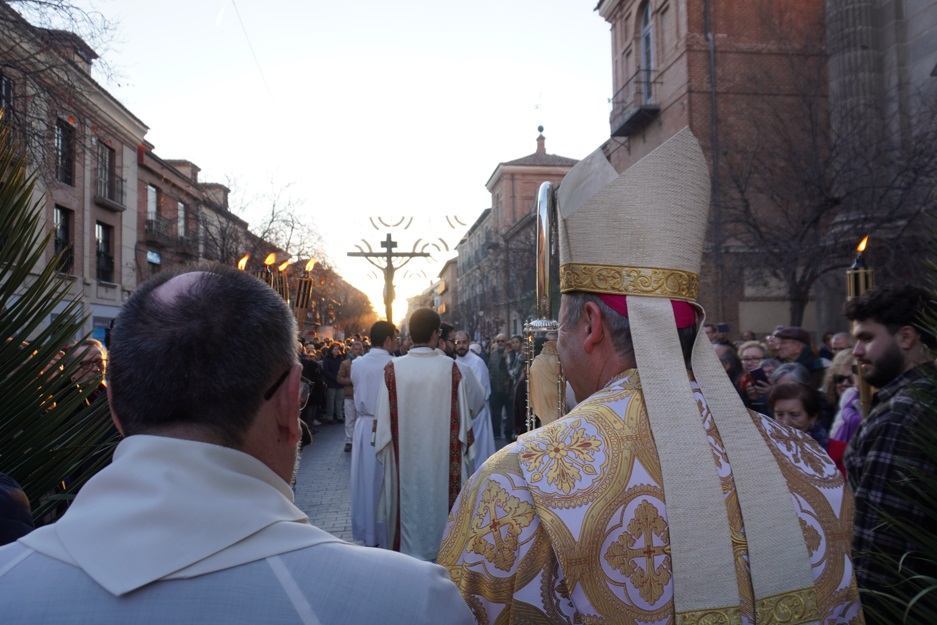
96 0 612 321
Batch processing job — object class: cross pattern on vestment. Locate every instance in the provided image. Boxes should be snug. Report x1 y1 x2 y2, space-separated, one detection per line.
604 499 672 605
468 481 535 572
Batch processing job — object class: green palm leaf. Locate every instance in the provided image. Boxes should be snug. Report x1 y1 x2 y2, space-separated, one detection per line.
0 120 118 524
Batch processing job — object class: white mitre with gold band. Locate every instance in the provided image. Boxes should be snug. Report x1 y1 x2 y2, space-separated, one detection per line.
556 128 819 623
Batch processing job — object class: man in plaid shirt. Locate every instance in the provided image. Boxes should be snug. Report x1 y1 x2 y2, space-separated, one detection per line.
843 284 937 621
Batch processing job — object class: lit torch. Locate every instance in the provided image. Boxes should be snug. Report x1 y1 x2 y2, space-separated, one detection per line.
847 235 874 299
257 253 277 287
276 260 291 304
237 254 249 271
293 258 317 331
846 235 875 418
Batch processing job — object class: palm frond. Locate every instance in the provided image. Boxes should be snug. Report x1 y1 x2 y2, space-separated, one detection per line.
0 120 118 524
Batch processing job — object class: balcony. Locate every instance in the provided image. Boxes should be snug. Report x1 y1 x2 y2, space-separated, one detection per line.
94 168 126 212
144 215 174 246
178 229 200 256
609 68 660 137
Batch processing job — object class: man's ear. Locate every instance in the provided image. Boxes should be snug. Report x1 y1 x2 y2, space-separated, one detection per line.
581 301 606 353
275 364 303 446
106 384 125 437
895 325 921 351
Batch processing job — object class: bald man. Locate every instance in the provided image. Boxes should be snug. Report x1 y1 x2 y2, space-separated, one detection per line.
0 266 472 625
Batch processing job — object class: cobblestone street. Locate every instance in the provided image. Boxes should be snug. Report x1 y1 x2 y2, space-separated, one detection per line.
293 421 355 542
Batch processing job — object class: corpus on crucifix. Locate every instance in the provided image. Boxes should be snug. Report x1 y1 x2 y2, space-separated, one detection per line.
347 233 429 324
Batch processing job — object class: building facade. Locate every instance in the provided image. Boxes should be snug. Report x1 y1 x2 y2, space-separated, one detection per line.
596 0 937 341
0 5 148 341
457 132 576 340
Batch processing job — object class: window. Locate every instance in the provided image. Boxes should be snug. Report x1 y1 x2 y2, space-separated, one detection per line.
55 119 75 185
640 2 654 103
54 206 73 273
96 141 117 202
177 201 186 236
0 74 13 120
147 184 158 220
95 222 114 282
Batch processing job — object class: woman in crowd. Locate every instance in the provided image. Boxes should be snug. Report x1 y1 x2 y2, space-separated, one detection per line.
769 382 847 475
826 349 862 444
321 342 345 424
736 341 769 412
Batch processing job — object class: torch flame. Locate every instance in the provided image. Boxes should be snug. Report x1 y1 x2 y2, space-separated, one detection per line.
264 253 276 266
857 235 870 253
237 254 249 271
278 260 290 272
305 258 317 272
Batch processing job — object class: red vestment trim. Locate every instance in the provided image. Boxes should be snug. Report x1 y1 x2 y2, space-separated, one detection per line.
384 361 401 552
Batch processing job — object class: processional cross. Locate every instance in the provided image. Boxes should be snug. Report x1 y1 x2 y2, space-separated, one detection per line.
347 233 429 324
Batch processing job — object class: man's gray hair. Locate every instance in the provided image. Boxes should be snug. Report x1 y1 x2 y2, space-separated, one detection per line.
562 292 697 364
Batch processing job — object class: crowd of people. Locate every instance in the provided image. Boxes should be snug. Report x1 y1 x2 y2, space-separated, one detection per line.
2 129 934 624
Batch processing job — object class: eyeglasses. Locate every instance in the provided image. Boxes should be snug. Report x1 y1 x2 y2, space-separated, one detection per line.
264 369 311 410
833 374 854 385
454 340 469 346
78 359 105 370
741 356 762 362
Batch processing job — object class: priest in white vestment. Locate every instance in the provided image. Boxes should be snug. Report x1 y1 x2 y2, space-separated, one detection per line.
349 321 397 547
0 267 473 625
454 330 497 470
375 308 478 561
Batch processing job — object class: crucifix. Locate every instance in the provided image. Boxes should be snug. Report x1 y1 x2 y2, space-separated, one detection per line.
347 233 429 324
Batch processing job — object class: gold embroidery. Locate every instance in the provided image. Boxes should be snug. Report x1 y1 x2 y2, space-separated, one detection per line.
520 420 602 494
799 518 822 555
676 606 740 625
560 263 699 301
604 500 672 604
754 587 819 624
468 481 536 571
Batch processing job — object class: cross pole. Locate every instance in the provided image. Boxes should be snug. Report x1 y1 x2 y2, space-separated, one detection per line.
347 233 429 324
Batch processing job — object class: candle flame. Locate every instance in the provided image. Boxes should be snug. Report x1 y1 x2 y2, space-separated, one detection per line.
857 235 869 253
264 253 276 266
237 254 249 270
305 258 317 272
278 260 290 272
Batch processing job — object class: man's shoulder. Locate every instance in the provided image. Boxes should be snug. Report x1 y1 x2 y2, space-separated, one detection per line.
872 363 937 426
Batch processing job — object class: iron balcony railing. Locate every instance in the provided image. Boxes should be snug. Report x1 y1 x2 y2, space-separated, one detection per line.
144 215 174 244
609 68 660 137
94 167 126 210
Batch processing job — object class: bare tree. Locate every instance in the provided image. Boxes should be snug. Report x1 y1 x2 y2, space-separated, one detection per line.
718 30 937 326
242 180 325 264
0 0 120 185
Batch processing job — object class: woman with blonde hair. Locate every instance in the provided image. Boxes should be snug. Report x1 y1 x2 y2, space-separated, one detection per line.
826 349 861 444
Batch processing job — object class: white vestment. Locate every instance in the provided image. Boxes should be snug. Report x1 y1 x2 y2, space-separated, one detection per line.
0 435 473 624
374 347 478 561
349 347 393 547
456 351 496 470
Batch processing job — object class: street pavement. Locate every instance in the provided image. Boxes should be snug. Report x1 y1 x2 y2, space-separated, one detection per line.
293 420 356 542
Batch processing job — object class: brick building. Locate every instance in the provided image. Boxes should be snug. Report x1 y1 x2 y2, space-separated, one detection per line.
0 3 313 341
0 4 148 341
437 256 458 325
596 0 937 340
136 149 255 281
456 131 576 340
597 0 832 339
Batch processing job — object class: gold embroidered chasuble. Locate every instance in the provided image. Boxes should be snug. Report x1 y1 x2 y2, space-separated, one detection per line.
437 371 864 624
